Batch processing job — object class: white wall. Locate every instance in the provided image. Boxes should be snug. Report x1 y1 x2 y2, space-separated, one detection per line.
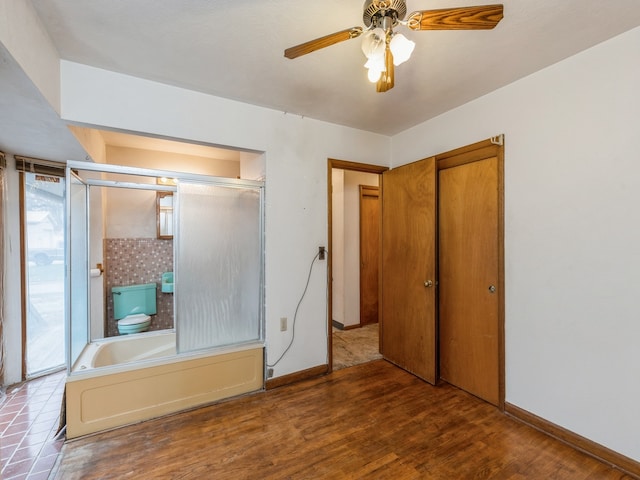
332 170 379 328
240 152 265 181
102 145 242 239
0 1 69 384
0 0 60 113
68 126 107 164
2 155 23 385
392 26 640 462
106 145 241 177
60 61 391 379
103 177 156 239
331 169 345 326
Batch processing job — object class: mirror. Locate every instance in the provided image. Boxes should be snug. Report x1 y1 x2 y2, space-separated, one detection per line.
157 192 174 239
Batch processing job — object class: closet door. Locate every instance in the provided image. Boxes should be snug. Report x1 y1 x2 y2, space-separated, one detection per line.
381 157 437 384
439 156 500 405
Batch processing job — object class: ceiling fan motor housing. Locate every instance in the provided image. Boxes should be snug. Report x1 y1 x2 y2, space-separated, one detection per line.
363 0 407 28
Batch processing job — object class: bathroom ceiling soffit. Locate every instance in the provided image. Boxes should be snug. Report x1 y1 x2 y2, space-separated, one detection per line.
98 130 243 162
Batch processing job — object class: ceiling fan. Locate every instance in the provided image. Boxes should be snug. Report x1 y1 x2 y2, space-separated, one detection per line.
284 0 503 92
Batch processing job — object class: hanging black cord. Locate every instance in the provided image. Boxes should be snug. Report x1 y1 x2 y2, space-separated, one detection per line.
267 250 322 368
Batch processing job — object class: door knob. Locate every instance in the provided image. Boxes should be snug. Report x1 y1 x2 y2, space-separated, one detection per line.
488 285 496 293
424 280 433 288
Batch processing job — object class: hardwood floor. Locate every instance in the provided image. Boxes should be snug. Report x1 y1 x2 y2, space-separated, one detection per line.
53 360 633 479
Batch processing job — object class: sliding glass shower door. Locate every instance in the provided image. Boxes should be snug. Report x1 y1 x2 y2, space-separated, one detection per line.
67 171 89 368
175 181 263 354
63 159 265 365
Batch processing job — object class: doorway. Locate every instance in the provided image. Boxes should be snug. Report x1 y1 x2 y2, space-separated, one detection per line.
327 160 387 371
327 139 504 407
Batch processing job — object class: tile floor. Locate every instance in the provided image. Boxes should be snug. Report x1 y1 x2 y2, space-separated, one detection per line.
0 371 66 480
333 322 382 370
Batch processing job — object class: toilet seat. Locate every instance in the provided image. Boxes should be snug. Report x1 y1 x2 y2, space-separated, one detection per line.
117 314 151 334
118 313 150 326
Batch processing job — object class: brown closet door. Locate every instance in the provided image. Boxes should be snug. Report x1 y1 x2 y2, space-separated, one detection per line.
381 157 437 384
360 186 380 326
439 156 500 405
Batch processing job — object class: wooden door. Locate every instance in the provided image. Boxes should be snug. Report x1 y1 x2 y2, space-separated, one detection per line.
360 186 380 326
438 156 500 405
381 158 437 384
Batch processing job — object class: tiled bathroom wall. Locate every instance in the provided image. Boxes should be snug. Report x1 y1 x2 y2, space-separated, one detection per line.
105 238 174 337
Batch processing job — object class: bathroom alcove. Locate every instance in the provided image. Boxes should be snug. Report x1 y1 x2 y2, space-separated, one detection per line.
69 159 265 356
68 126 266 342
65 149 266 437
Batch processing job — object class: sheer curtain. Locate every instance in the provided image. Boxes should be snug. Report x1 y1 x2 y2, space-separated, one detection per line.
175 181 263 354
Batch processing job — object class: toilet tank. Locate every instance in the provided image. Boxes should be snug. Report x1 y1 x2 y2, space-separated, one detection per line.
112 283 157 320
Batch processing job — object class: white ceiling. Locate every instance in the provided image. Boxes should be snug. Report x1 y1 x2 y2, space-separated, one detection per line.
0 42 88 163
2 1 640 161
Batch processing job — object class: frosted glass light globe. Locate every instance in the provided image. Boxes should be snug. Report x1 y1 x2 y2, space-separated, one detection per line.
390 33 415 66
361 28 386 59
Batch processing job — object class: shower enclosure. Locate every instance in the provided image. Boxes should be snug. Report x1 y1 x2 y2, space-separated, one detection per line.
64 161 265 438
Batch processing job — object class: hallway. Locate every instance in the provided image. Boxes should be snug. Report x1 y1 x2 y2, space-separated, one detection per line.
332 322 382 370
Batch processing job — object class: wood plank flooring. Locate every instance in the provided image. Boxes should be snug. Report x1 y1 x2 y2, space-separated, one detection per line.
53 360 633 479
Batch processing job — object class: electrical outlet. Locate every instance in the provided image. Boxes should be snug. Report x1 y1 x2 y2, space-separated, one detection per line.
280 317 287 332
319 246 326 260
267 368 274 378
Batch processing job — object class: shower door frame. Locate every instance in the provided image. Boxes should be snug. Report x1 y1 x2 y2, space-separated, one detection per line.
65 169 90 371
65 161 265 372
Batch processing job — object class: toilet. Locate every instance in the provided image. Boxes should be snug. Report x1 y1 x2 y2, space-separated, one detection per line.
112 283 157 334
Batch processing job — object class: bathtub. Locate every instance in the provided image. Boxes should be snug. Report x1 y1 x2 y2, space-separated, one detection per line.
66 331 264 438
73 330 177 370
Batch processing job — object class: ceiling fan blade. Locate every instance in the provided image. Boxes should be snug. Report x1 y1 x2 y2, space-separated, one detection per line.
407 4 503 31
377 46 394 93
284 27 363 59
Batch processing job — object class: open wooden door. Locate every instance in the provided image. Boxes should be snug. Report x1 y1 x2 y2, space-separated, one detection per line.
380 157 437 384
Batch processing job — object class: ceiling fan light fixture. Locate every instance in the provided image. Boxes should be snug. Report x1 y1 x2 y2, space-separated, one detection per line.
365 55 386 82
389 33 415 66
283 2 504 92
367 67 383 83
363 0 407 28
364 55 385 70
361 28 386 59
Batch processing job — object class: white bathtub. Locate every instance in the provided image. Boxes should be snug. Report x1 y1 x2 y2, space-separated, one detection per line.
66 331 264 438
73 330 177 371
